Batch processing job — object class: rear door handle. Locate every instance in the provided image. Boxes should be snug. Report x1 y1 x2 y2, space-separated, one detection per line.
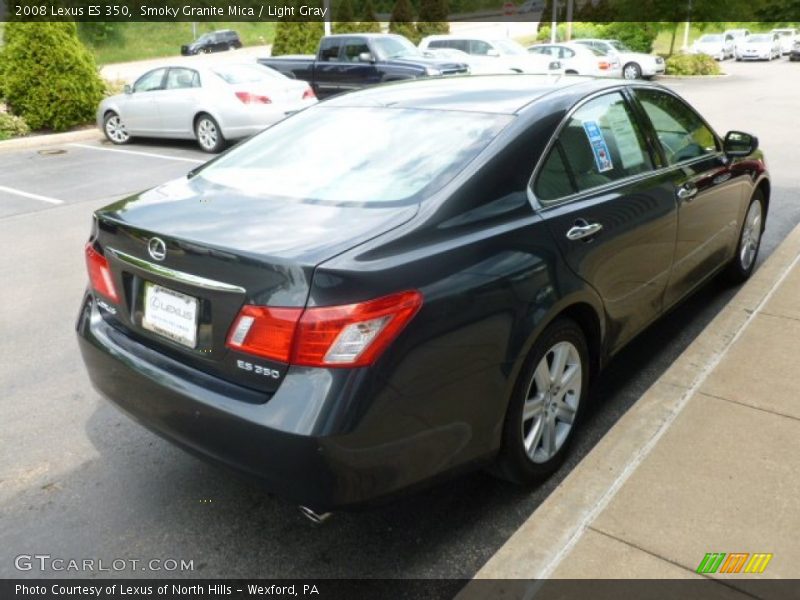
676 184 698 201
566 220 603 241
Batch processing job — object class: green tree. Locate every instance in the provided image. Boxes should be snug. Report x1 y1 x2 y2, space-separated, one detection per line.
77 22 123 47
0 22 104 131
334 0 362 34
271 21 325 55
358 0 383 33
603 21 659 53
416 0 449 39
389 0 418 43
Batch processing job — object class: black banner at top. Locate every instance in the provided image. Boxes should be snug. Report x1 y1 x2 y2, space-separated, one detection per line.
1 0 800 22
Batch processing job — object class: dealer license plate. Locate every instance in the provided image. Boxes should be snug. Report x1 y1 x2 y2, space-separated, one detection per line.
142 282 198 348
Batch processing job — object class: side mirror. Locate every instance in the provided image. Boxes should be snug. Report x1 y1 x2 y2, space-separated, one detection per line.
358 52 375 63
724 131 758 157
124 84 132 94
486 48 500 57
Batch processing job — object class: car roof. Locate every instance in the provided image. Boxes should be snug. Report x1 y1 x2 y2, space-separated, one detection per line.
422 34 499 42
322 74 635 115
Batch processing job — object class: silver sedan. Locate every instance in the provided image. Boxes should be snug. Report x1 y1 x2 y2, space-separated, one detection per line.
98 63 318 152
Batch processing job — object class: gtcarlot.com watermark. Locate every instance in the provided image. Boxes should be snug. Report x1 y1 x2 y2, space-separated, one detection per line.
14 554 194 573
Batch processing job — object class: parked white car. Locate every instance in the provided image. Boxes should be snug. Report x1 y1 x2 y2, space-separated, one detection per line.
736 33 782 61
98 62 317 152
518 0 545 13
421 48 517 75
724 28 751 50
691 33 735 61
418 35 562 74
571 39 665 79
771 28 798 54
528 42 622 78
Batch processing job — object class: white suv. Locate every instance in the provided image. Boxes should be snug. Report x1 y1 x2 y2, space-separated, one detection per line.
418 35 562 75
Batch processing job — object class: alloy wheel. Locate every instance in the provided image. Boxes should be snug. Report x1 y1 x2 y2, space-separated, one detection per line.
521 341 582 464
197 118 218 151
623 63 641 80
104 115 129 144
739 199 763 271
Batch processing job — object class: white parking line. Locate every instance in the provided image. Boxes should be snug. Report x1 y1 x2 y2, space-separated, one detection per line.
0 185 63 205
68 143 205 164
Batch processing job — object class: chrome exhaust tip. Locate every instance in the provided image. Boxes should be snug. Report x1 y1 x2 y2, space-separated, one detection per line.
298 505 332 525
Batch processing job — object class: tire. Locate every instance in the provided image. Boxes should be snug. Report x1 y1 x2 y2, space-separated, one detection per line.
494 318 590 485
723 191 765 284
103 111 131 145
194 114 225 153
622 62 642 80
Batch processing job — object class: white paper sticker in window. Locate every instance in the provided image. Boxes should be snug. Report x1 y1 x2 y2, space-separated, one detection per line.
606 104 646 170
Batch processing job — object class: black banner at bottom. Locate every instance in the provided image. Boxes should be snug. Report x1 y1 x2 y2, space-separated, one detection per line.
4 579 800 600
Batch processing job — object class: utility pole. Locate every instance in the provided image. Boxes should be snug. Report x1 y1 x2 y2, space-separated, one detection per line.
323 0 332 36
566 0 574 41
682 0 693 51
550 0 558 43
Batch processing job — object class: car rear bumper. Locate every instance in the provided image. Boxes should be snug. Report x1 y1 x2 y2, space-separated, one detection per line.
76 294 487 510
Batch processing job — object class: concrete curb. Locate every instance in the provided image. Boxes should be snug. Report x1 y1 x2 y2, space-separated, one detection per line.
467 221 800 582
0 128 102 154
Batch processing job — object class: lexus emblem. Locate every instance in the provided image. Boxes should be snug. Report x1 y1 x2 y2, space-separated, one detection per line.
147 237 167 261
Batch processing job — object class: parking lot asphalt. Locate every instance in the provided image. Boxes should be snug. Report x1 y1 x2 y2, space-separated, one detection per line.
2 58 799 579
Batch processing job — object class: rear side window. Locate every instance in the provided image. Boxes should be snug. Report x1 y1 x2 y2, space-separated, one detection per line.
319 38 343 61
535 92 654 202
165 68 200 90
470 40 493 55
634 89 718 165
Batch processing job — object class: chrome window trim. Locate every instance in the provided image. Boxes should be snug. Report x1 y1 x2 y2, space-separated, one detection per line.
527 84 723 212
107 248 246 293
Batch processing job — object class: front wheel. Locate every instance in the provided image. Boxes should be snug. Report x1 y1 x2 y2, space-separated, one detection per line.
494 318 590 484
103 112 131 145
622 62 642 80
723 191 765 284
194 114 225 153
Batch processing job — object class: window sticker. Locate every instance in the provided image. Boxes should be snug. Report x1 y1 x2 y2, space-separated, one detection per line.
606 104 646 169
582 120 614 173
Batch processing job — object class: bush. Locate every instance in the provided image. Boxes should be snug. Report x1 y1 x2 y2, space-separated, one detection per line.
665 53 722 76
0 112 30 140
0 22 104 131
603 22 658 54
389 0 418 44
271 21 324 56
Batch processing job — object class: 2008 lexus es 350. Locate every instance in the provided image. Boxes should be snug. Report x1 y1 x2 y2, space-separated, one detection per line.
77 75 768 515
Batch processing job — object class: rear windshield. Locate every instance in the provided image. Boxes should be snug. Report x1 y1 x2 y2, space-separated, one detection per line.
213 64 282 84
198 106 512 204
749 35 772 42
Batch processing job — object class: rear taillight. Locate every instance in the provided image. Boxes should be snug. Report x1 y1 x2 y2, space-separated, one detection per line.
235 91 272 104
85 243 119 303
302 86 316 100
226 290 423 368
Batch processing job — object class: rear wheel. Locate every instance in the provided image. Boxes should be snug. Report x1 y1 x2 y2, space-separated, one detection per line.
103 112 131 145
494 318 590 484
723 191 765 284
194 114 225 153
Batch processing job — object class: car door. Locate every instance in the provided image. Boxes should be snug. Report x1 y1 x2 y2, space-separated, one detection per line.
158 68 201 136
337 37 382 91
631 87 749 309
122 68 167 134
533 90 678 351
314 37 347 97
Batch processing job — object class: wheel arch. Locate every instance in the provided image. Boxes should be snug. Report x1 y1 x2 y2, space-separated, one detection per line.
755 177 771 224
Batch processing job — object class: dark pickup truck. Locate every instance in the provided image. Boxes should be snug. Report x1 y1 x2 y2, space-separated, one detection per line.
258 33 469 98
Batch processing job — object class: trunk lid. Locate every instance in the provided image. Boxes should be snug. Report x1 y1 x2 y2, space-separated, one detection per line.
92 175 418 394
